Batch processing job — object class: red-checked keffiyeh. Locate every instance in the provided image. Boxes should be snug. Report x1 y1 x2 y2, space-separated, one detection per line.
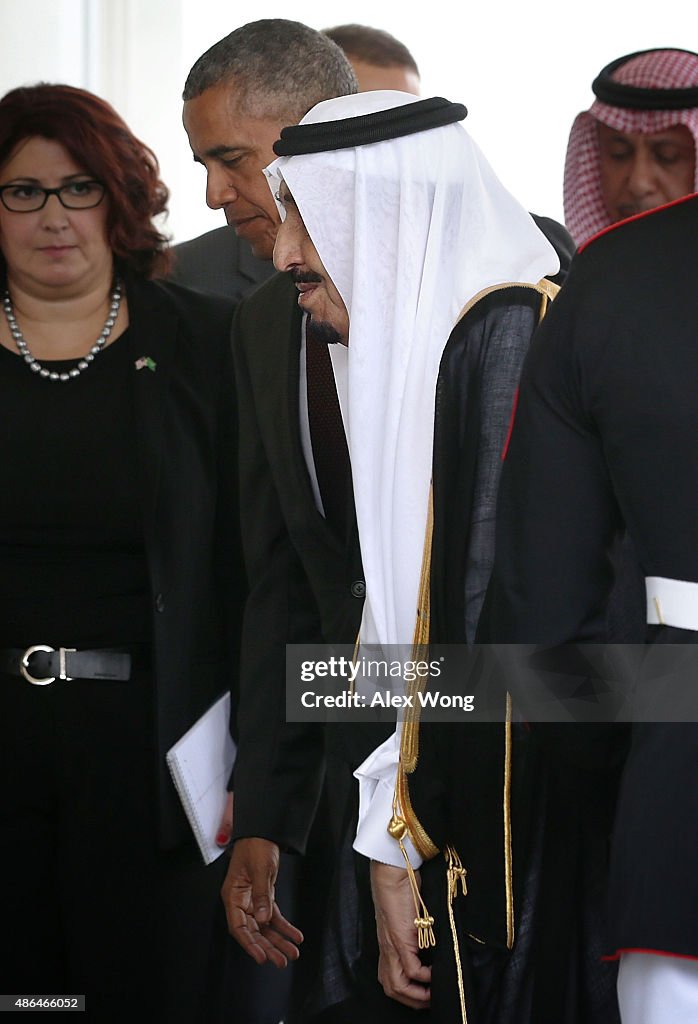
564 48 698 245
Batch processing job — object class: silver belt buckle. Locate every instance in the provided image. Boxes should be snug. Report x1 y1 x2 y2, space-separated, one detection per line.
20 645 76 686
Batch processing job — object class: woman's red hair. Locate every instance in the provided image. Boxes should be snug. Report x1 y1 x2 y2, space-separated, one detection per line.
0 83 170 278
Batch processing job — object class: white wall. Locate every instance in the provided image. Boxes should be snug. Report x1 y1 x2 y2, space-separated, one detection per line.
1 0 696 243
85 0 184 242
0 0 185 239
1 0 91 89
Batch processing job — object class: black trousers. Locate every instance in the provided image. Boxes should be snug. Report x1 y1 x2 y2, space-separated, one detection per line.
0 668 287 1023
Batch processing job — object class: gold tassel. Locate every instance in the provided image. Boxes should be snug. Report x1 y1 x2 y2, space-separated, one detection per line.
445 844 467 900
388 806 435 950
444 845 468 1024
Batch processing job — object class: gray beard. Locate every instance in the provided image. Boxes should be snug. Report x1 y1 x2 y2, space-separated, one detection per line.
307 317 345 347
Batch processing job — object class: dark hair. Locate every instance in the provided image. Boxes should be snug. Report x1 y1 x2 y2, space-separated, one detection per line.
183 19 357 122
323 24 420 77
0 83 169 279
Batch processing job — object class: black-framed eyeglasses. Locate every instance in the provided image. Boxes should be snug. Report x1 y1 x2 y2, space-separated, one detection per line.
0 180 106 212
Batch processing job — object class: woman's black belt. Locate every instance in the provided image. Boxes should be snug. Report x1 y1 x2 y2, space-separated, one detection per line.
0 645 147 685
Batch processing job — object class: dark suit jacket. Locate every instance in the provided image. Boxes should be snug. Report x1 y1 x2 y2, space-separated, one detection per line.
125 274 245 847
231 272 368 853
168 226 274 302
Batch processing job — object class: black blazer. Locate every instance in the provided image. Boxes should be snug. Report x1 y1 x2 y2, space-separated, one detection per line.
231 272 368 853
124 274 245 847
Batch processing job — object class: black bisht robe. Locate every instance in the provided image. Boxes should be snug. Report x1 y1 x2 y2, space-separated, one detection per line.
404 283 623 1024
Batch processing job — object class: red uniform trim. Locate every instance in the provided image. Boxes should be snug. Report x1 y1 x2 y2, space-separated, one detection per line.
579 192 698 254
603 947 698 963
501 386 519 461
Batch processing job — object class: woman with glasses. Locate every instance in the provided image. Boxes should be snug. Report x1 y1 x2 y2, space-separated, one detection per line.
0 84 244 1021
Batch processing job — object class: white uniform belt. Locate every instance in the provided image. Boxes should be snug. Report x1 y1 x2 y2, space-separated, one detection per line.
646 576 698 631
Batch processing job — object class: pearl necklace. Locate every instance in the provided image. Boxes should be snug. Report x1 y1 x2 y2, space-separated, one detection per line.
2 281 122 382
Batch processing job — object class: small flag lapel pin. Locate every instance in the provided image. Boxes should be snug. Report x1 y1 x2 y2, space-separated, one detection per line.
135 356 157 372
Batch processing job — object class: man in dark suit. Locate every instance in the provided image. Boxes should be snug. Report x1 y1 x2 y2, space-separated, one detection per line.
171 22 422 304
181 20 575 1022
173 20 572 306
226 82 574 1023
181 20 360 1022
182 22 356 275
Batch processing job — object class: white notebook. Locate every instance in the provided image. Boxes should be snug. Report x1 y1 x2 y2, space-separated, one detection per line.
166 692 236 865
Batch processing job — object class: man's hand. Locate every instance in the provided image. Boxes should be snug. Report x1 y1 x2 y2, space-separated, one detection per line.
221 837 303 968
370 861 431 1010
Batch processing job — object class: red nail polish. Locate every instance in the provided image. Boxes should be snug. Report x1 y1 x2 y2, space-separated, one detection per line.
216 832 230 846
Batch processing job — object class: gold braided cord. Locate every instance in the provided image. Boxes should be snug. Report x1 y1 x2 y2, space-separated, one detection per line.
391 485 439 862
400 486 434 774
387 803 436 950
445 845 469 1024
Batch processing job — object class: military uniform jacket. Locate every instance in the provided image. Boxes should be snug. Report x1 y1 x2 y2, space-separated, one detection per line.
484 194 698 959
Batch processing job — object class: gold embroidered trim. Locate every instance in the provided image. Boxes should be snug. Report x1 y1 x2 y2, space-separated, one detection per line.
455 278 560 328
401 487 434 774
395 755 440 861
445 846 468 1024
535 276 560 306
386 487 438 943
391 486 440 862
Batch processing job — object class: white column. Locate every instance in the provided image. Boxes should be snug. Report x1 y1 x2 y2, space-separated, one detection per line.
86 0 193 243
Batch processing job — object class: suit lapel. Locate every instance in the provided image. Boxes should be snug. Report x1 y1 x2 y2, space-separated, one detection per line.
284 304 311 495
249 275 312 512
281 301 352 551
